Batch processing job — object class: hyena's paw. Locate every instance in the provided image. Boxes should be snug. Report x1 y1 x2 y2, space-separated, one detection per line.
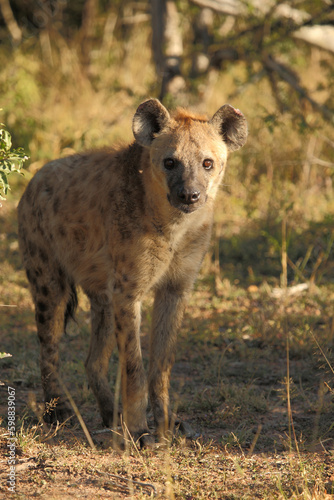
132 429 155 449
43 398 73 424
156 418 200 441
174 419 200 439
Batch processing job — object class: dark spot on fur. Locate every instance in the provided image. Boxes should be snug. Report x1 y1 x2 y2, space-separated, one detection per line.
58 267 66 292
28 241 37 257
64 284 78 330
113 281 124 293
94 308 105 338
26 269 37 286
152 221 164 235
122 274 128 282
53 197 60 214
126 361 138 377
116 321 122 331
46 345 56 356
39 248 49 263
165 281 184 295
36 312 46 324
72 227 86 249
41 286 49 297
37 301 48 312
35 267 43 277
45 184 54 196
94 171 103 184
58 226 66 238
99 203 107 216
125 331 135 350
36 208 43 223
126 294 134 300
119 227 132 240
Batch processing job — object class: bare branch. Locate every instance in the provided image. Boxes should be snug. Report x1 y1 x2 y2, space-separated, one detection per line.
294 25 334 54
191 0 334 55
310 157 334 169
190 0 311 20
190 0 246 16
264 56 334 123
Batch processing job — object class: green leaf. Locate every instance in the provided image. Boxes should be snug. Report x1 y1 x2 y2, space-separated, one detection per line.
0 170 9 195
0 123 28 199
0 128 12 151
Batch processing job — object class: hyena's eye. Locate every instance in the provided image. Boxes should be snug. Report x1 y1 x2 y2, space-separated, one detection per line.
164 158 175 170
203 159 213 170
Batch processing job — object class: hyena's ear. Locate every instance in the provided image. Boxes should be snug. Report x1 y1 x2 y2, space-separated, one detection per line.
209 104 248 152
132 99 171 147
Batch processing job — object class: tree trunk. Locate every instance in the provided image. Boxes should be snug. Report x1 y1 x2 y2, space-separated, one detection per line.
191 8 213 77
80 0 98 68
0 0 22 44
151 0 185 101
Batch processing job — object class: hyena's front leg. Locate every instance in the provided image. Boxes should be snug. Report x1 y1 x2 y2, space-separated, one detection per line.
112 297 150 444
148 283 189 436
85 294 116 427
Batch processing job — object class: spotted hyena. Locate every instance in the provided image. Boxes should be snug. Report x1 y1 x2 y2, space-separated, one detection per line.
18 99 247 445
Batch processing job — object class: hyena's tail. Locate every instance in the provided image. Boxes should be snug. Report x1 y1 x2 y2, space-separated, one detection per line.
64 283 78 332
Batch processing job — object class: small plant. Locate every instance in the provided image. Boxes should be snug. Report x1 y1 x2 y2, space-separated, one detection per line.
0 120 29 200
0 352 12 359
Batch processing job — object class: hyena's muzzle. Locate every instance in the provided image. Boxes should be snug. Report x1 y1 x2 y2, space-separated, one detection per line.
165 162 208 214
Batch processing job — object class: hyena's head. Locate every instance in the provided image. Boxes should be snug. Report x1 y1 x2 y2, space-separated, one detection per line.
133 99 247 214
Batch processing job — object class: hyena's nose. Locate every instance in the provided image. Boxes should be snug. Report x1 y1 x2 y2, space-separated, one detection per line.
177 187 201 205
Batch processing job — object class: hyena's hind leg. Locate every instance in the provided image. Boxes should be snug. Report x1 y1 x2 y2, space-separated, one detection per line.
24 252 77 424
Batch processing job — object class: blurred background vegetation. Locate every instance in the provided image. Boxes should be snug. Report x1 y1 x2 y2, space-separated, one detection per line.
0 0 333 286
0 6 334 483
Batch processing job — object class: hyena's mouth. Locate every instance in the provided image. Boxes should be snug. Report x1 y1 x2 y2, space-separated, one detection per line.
167 194 203 214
